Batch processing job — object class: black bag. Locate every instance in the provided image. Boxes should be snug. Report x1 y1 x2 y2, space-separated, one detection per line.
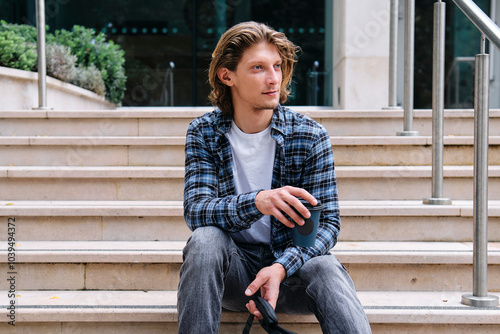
242 296 297 334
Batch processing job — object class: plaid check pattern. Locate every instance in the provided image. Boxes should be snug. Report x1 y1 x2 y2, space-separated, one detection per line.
183 105 340 276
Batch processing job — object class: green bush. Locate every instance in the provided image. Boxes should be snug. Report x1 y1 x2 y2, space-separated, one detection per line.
0 20 38 43
73 63 106 96
0 29 37 71
53 26 126 104
42 41 106 97
0 20 126 105
45 43 77 82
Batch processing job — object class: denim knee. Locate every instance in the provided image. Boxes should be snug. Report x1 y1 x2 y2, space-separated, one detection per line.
182 226 233 265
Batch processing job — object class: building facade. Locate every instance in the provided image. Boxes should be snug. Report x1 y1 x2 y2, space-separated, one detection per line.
1 0 498 108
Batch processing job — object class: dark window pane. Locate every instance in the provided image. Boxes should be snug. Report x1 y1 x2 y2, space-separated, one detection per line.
1 0 325 106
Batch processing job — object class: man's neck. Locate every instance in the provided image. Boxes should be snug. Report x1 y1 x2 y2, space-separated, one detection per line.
232 108 274 134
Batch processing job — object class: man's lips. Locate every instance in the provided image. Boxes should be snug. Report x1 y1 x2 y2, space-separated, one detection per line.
263 90 278 96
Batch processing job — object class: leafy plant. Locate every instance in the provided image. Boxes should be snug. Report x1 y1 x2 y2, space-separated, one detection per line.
0 20 126 105
0 20 38 43
53 25 126 104
43 42 106 97
0 30 37 71
45 43 77 82
72 63 106 96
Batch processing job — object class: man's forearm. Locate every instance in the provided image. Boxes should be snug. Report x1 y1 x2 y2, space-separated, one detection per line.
183 190 264 232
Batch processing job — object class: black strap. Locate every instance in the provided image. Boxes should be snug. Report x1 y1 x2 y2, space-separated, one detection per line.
242 314 254 334
241 297 297 334
243 314 295 334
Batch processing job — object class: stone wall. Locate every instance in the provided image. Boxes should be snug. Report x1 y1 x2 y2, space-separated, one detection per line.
0 66 116 110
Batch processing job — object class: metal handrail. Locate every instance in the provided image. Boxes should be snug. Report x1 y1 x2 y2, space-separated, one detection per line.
34 0 51 110
461 37 499 307
453 0 500 50
448 0 499 307
161 62 175 106
424 0 451 206
398 0 420 136
387 0 400 109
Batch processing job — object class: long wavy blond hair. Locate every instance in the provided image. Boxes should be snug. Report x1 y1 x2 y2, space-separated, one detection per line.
208 21 300 116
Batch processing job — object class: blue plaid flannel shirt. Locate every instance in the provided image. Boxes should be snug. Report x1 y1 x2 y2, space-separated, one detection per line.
183 105 340 277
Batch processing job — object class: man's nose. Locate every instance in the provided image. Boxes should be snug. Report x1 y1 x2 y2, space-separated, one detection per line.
266 69 280 85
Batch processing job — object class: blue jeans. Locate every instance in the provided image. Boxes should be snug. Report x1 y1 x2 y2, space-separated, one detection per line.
177 226 371 334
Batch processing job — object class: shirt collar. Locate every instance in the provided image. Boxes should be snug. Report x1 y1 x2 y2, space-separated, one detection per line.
214 104 287 145
270 104 286 137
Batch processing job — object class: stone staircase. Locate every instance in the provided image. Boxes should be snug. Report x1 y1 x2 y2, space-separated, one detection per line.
0 108 499 333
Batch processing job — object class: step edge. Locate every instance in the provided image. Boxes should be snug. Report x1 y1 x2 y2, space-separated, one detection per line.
3 241 499 264
0 290 498 324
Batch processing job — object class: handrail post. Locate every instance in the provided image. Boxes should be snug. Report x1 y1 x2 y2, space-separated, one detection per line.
398 0 419 136
461 36 499 307
424 0 452 205
169 61 174 106
34 0 52 110
386 0 401 110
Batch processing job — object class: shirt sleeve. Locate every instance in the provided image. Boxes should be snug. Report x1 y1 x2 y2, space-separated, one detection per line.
273 128 340 277
183 121 264 232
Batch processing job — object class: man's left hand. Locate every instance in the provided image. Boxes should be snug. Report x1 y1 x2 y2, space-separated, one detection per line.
245 263 286 320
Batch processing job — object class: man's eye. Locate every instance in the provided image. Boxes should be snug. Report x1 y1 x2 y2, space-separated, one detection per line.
253 65 262 70
275 64 281 69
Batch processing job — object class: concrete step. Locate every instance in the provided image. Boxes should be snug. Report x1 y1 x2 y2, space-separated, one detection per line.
1 200 499 242
340 200 500 242
0 108 208 137
337 165 500 200
0 166 185 201
0 136 186 167
1 240 499 292
0 290 499 333
1 166 499 201
2 108 500 137
2 135 499 167
334 136 500 166
0 200 189 241
3 107 499 333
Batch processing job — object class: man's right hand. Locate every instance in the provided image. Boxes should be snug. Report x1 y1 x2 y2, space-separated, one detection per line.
255 186 317 228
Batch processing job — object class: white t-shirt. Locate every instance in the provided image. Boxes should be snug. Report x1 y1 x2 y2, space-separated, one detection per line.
226 120 276 244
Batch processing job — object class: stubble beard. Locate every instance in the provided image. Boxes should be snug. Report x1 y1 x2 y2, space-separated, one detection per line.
253 96 280 113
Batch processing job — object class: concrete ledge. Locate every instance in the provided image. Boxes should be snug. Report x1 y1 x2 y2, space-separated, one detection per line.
0 136 185 146
335 241 500 264
1 108 500 119
333 136 500 145
3 108 500 138
0 200 183 216
1 200 499 217
0 108 211 119
2 135 499 146
0 66 116 110
0 137 31 145
0 290 498 325
1 136 497 167
0 200 498 243
2 166 185 178
1 240 498 265
1 241 184 263
336 165 500 178
2 165 500 178
0 136 186 146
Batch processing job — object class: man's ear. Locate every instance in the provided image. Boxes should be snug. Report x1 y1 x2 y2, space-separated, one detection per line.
217 68 234 86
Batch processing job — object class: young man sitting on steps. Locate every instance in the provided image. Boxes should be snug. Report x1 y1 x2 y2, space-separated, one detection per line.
177 21 371 334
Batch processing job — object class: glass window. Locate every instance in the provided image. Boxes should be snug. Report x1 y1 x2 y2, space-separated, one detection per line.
1 0 328 107
414 0 490 109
